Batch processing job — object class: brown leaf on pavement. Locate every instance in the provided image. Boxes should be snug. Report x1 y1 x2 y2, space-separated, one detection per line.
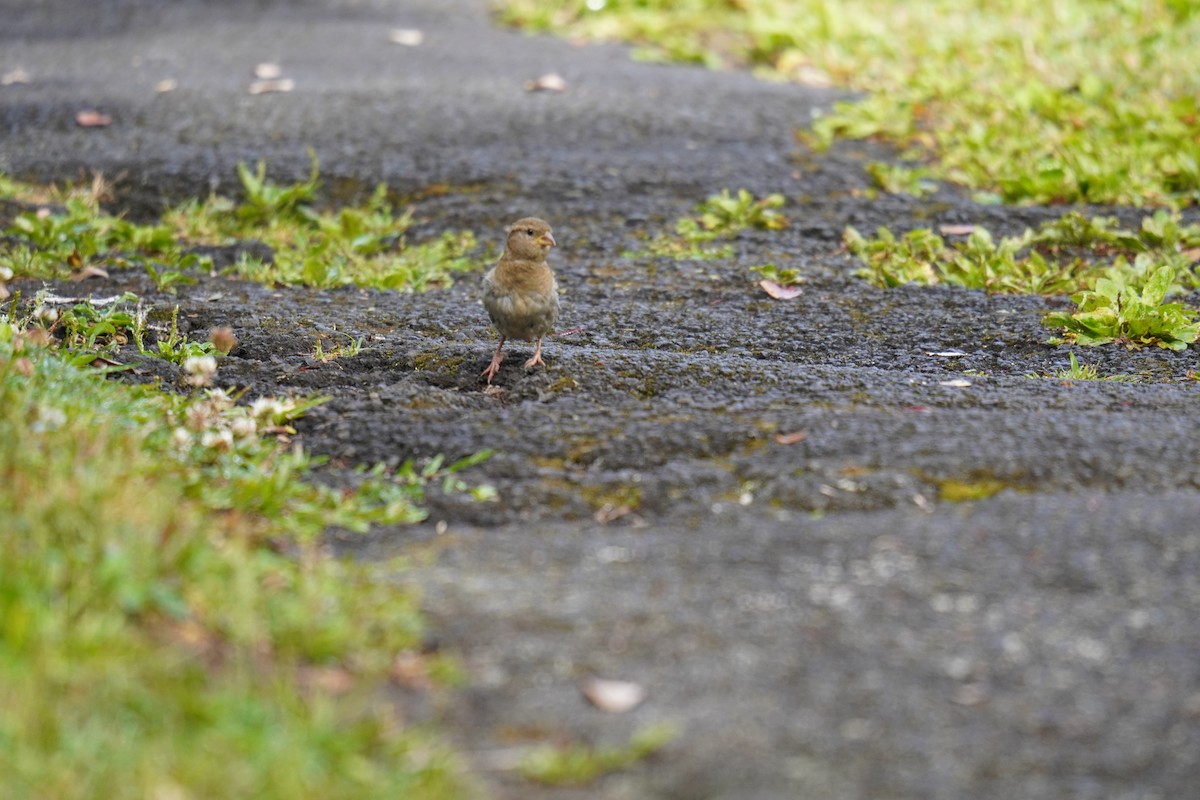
75 109 112 127
579 677 647 713
773 430 808 445
759 279 803 299
524 73 567 92
389 28 425 46
69 265 109 281
248 78 295 95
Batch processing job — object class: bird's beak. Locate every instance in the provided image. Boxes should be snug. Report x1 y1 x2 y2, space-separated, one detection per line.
539 232 557 248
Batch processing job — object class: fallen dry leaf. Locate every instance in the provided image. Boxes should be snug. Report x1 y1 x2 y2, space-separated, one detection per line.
254 62 283 80
389 28 425 46
248 78 295 95
938 224 977 236
208 326 238 354
155 78 178 93
2 68 30 85
524 73 567 92
579 677 647 713
69 265 109 282
1182 247 1200 263
75 109 112 127
773 430 808 445
939 378 972 388
759 279 803 300
926 349 968 357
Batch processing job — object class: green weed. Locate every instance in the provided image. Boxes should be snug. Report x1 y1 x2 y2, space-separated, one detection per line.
312 332 366 363
630 188 785 260
864 162 937 198
2 163 483 292
1026 352 1137 382
845 212 1200 295
695 188 786 235
750 263 804 286
1042 265 1200 350
518 723 676 786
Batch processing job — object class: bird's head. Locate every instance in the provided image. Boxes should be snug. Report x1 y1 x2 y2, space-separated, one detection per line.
505 217 556 260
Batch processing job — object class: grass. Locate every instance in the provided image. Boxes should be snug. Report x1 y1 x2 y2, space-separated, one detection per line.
498 0 1200 207
0 158 483 292
1026 352 1138 381
1 297 495 797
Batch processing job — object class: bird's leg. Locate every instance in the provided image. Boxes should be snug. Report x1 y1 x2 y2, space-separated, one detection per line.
523 337 546 370
481 337 506 383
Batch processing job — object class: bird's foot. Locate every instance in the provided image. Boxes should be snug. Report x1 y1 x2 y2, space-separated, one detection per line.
523 340 547 374
481 353 505 384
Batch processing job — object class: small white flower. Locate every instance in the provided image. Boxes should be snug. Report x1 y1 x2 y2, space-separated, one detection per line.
250 397 287 421
201 429 234 451
229 415 257 439
183 355 218 387
184 355 218 377
185 404 213 431
0 265 13 281
171 427 192 448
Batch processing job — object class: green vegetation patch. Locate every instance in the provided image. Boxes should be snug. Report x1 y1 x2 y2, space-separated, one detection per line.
0 306 494 798
518 723 676 786
498 0 1200 207
847 212 1200 350
1043 265 1200 350
628 188 786 260
0 160 481 292
1026 352 1139 382
847 211 1200 295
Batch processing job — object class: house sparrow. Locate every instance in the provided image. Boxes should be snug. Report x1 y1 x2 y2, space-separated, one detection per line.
480 217 559 383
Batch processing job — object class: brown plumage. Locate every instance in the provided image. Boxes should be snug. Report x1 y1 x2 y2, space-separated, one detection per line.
480 217 559 383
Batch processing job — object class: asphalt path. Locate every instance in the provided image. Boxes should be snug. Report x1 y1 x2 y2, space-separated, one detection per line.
4 2 1200 798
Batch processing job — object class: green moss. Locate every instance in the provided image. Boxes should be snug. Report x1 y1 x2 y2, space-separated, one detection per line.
926 471 1029 502
549 375 580 392
579 483 643 512
412 351 467 373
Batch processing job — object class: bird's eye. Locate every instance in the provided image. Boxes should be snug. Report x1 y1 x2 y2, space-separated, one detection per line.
526 228 535 236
